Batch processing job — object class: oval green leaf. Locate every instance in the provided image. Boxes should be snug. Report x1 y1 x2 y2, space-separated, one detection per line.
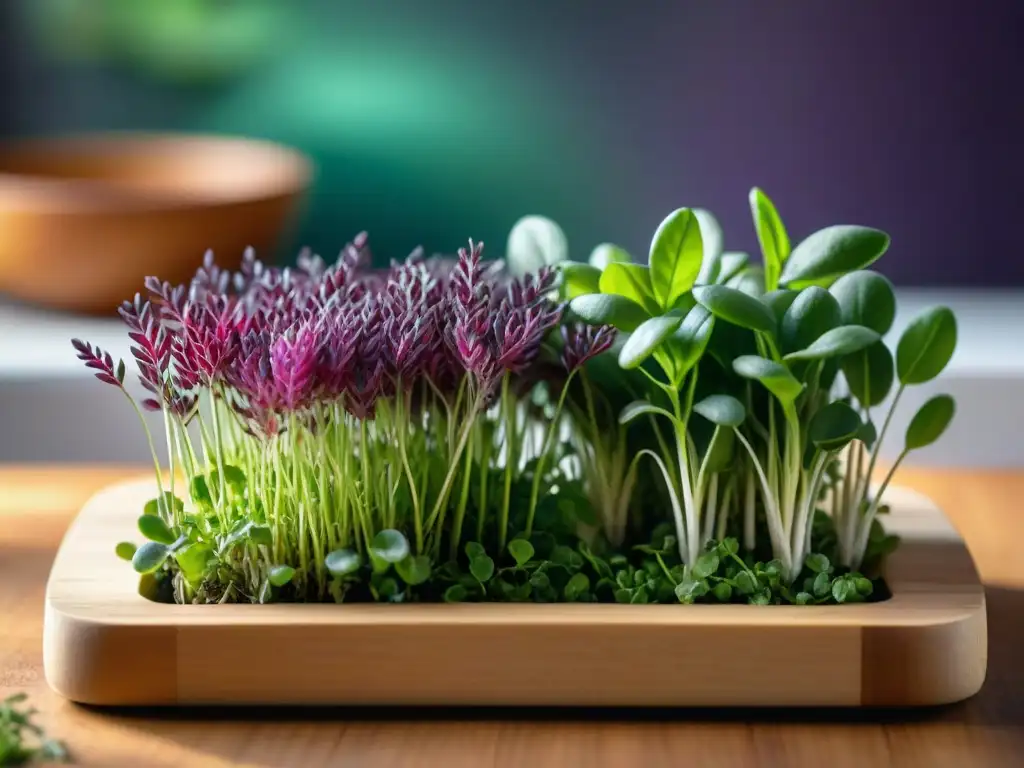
599 262 660 315
829 270 897 335
896 306 958 385
506 215 567 276
508 538 535 567
132 541 169 574
248 525 273 547
749 187 791 292
568 293 650 332
726 265 765 297
137 514 176 545
762 289 798 325
732 355 804 402
780 286 840 354
370 529 411 564
905 394 956 451
808 402 863 452
649 207 704 311
115 541 137 561
781 225 891 288
693 394 746 427
783 325 881 362
470 555 495 583
841 340 895 407
325 548 362 577
588 242 631 271
558 262 602 300
693 285 776 335
665 304 716 380
268 564 296 587
694 209 725 284
619 400 676 426
175 542 213 582
395 554 433 586
618 313 685 369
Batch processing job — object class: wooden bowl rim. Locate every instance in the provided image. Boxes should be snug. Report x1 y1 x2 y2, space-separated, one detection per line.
0 132 313 213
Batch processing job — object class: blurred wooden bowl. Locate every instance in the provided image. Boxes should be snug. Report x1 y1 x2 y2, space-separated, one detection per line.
0 133 312 314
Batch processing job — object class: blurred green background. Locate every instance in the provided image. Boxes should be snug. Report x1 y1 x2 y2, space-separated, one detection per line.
10 0 623 264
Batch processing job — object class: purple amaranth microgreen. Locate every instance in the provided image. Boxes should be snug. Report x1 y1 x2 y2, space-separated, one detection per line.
71 337 170 513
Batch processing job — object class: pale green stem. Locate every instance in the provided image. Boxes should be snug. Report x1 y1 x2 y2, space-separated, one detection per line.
525 371 577 536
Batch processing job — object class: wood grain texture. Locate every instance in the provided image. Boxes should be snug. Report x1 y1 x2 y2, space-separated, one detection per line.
41 478 985 708
2 465 1022 767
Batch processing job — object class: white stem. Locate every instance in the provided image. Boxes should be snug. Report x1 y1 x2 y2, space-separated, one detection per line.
734 429 793 578
791 451 829 576
702 474 720 544
716 482 733 541
637 449 689 563
851 451 906 569
743 469 756 551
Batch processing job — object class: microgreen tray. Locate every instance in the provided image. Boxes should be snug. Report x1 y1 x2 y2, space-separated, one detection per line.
43 479 986 708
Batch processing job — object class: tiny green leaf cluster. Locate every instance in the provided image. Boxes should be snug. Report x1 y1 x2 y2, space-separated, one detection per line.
0 693 69 766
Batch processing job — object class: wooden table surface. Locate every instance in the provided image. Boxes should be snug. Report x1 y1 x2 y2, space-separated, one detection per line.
2 465 1023 767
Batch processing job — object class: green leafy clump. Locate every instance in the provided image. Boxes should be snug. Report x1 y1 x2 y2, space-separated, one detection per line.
0 693 69 766
73 194 958 606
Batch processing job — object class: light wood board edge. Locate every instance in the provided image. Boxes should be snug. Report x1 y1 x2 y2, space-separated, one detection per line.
43 480 987 707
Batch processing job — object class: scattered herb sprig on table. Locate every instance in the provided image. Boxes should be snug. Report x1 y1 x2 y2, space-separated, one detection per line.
0 693 68 766
71 190 958 606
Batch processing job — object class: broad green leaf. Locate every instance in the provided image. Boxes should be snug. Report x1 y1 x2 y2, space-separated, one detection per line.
138 514 176 545
713 581 733 602
370 529 410 563
693 394 745 427
115 541 137 561
211 465 247 494
268 564 295 587
829 270 897 335
470 555 495 583
665 305 715 379
749 187 791 292
783 325 880 362
841 340 894 407
564 572 591 601
175 543 213 581
726 265 765 297
558 262 602 299
190 475 212 508
396 554 433 586
568 293 649 332
718 538 740 557
588 243 631 271
649 207 704 310
694 209 725 284
762 289 798 325
132 541 169 574
780 286 840 354
781 225 891 288
465 542 486 560
599 262 660 315
506 215 567 276
325 548 362 577
808 402 862 451
619 400 676 426
693 285 776 335
805 553 831 574
675 578 709 604
905 394 956 451
701 251 750 286
508 539 535 567
444 584 469 602
692 552 720 579
858 419 878 449
732 355 804 402
618 312 685 369
896 306 957 385
832 578 853 604
144 492 185 517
